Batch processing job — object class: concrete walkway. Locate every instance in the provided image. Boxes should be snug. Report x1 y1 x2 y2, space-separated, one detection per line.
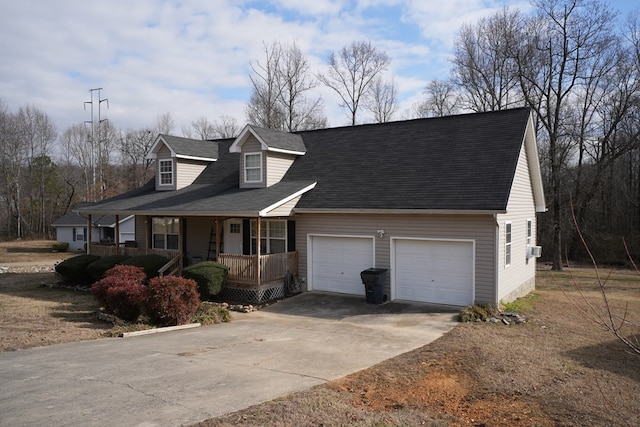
0 293 458 427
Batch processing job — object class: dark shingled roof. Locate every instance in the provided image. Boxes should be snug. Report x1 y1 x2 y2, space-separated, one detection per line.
248 125 306 153
79 108 532 216
53 210 121 227
160 134 219 159
283 107 531 212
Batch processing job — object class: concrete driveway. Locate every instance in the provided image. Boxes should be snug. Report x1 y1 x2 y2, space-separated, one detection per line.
0 293 458 427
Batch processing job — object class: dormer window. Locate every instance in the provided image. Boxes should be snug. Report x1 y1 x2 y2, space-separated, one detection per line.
159 159 173 186
244 153 262 183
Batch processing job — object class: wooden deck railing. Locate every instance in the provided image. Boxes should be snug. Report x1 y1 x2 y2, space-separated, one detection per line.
218 251 298 285
158 253 183 277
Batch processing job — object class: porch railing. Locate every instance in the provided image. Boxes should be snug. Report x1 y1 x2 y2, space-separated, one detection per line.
158 253 183 277
218 251 298 285
88 243 180 260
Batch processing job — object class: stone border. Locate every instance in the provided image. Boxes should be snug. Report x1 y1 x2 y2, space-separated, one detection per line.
120 323 201 337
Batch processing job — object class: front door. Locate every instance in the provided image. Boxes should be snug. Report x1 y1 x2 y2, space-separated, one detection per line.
224 219 243 254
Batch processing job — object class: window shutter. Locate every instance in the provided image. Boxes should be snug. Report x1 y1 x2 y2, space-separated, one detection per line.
287 220 295 252
73 228 76 241
242 219 250 255
84 227 87 242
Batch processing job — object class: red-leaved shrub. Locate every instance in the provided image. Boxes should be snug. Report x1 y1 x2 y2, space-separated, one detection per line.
103 264 147 282
92 265 147 322
144 276 200 326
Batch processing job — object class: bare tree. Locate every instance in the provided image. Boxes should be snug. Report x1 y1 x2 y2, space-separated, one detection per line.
514 0 620 270
247 41 326 131
183 116 217 140
246 41 285 130
365 76 398 123
118 128 156 189
155 112 175 135
318 40 390 125
418 79 461 118
452 7 525 112
211 115 241 138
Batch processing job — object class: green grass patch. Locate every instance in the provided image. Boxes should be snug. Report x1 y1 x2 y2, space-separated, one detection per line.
500 293 540 313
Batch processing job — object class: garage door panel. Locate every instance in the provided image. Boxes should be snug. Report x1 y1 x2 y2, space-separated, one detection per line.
311 236 373 295
394 239 473 306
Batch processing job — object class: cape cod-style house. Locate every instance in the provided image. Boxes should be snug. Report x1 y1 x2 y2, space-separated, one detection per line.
77 108 546 306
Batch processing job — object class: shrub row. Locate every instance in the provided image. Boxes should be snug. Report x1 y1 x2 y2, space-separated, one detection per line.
55 254 169 285
92 265 200 326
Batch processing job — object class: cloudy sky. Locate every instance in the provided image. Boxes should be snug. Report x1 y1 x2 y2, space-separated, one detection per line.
0 0 636 138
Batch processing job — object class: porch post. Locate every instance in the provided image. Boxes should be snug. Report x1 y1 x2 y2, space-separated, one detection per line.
215 217 221 261
114 214 120 255
256 217 261 288
86 214 92 254
146 216 152 251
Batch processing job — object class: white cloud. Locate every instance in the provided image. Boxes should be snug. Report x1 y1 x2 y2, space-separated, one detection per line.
0 0 540 148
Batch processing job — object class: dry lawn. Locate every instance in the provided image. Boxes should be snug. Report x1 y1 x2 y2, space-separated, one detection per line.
1 240 639 426
0 240 111 351
195 266 640 427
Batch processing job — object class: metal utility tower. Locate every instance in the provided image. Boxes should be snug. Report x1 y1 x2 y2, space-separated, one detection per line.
84 88 109 201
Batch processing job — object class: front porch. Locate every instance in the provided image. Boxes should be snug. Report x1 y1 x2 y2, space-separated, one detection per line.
217 251 299 303
87 242 299 303
85 214 299 303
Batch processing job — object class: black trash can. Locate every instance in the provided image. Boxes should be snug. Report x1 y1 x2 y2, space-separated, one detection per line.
360 268 388 304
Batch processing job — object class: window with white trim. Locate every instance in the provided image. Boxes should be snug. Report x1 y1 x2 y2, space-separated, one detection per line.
244 153 262 183
250 220 286 254
159 159 173 186
152 217 179 250
505 222 512 267
526 219 532 247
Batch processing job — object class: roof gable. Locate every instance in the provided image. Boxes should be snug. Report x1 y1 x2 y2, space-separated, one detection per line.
230 125 306 155
147 134 218 161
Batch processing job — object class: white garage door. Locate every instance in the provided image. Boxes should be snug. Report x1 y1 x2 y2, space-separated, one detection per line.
394 239 474 306
310 236 374 295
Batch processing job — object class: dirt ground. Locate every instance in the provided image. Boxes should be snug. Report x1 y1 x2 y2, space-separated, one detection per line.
1 240 639 426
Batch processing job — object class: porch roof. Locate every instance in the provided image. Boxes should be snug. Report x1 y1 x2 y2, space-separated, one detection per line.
77 179 317 217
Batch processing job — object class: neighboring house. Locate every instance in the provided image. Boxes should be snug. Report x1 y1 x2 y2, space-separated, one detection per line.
77 108 546 306
52 211 136 251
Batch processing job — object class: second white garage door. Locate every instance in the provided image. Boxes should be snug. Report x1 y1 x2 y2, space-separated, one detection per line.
310 235 374 295
393 239 474 306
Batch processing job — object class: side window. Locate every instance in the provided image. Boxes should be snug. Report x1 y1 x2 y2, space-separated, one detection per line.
505 222 512 267
526 219 532 247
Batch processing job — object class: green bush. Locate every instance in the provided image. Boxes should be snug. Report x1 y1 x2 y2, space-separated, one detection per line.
144 276 200 326
55 254 101 285
120 254 169 278
87 255 131 282
181 261 229 300
52 242 69 252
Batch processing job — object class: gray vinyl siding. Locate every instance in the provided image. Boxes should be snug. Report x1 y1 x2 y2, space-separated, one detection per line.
183 216 216 262
266 152 296 186
295 213 497 304
496 142 537 301
239 137 265 189
176 159 207 190
135 215 147 248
